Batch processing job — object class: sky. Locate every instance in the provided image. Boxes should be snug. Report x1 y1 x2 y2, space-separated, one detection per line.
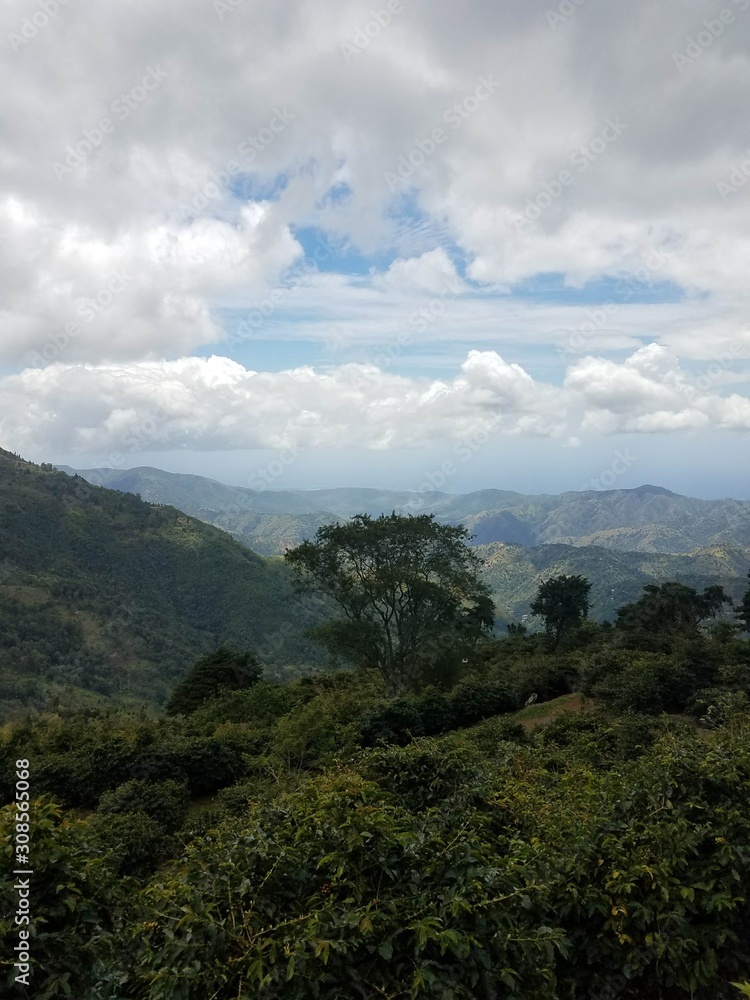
0 0 749 499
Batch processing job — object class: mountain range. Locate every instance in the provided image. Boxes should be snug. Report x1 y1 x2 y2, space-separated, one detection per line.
59 464 750 556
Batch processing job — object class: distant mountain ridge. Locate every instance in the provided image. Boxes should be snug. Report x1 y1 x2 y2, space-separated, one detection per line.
59 465 750 556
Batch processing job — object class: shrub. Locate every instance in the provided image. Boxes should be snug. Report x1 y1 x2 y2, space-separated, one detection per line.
449 678 516 727
97 778 189 831
358 698 426 747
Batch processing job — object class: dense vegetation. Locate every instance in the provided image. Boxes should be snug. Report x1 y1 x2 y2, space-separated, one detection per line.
3 457 750 997
1 559 750 997
0 449 327 718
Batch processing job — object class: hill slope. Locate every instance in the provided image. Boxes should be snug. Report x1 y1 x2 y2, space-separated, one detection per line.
478 540 750 623
0 450 325 716
60 466 750 555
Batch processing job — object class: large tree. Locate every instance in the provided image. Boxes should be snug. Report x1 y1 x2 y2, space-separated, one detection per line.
530 574 592 649
165 645 262 715
284 513 494 694
616 582 733 645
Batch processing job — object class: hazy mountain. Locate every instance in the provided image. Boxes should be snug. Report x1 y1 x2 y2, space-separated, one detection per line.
60 465 750 556
1 450 325 716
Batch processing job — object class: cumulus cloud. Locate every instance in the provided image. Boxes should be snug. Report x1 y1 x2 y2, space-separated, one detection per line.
1 346 748 463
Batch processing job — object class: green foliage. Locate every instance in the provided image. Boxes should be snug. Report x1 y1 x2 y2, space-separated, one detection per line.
164 645 262 716
0 797 121 999
358 679 516 747
128 768 563 999
285 512 494 694
448 677 517 726
616 581 734 650
581 644 721 714
739 572 750 633
530 574 592 649
97 778 189 830
0 450 324 717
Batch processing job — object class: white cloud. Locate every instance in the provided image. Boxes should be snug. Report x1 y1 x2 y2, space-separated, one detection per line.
1 0 749 470
2 346 748 463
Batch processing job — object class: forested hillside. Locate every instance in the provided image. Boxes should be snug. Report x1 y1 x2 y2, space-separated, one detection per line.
62 465 750 555
0 449 325 717
2 493 750 997
479 541 750 623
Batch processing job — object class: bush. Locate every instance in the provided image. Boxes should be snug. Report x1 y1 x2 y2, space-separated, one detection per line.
358 741 487 810
358 698 425 747
412 686 454 735
92 809 173 877
448 678 516 727
0 797 121 999
98 778 189 831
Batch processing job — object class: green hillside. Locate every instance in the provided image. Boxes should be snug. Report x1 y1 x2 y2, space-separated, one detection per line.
478 540 750 623
61 466 750 555
0 450 325 717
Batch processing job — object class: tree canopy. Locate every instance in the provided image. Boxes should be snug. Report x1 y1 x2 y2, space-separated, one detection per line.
615 582 733 646
165 645 262 715
284 512 494 693
530 574 592 649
